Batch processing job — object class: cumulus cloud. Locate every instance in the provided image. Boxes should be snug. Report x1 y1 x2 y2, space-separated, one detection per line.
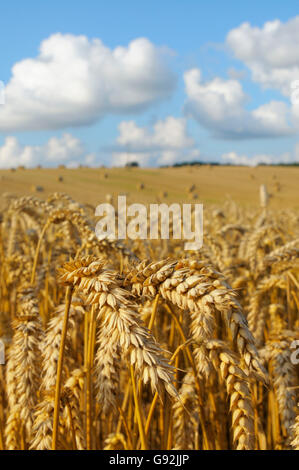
221 150 296 166
112 116 200 166
227 67 247 80
184 68 293 138
0 34 176 132
111 152 151 167
0 133 88 168
226 17 299 96
116 117 194 150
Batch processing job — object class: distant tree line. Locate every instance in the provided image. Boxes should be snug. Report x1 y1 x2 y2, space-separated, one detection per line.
160 161 220 168
159 160 299 168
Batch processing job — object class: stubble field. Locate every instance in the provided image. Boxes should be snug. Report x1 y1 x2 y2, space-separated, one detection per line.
0 165 298 208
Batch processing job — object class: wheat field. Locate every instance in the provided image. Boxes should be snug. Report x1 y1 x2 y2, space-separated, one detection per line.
0 168 298 451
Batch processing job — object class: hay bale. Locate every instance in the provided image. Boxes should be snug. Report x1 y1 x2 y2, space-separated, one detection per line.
31 185 44 193
187 184 196 193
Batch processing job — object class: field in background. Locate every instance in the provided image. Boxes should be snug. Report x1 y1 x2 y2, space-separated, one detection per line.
0 165 298 209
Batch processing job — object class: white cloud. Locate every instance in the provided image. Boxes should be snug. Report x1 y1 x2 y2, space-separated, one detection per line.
226 17 299 96
43 134 84 162
116 116 194 150
85 153 97 166
184 68 293 138
0 133 86 168
184 68 246 120
111 152 151 167
227 67 247 80
0 34 176 132
251 101 292 133
294 142 299 161
112 116 200 166
221 150 295 166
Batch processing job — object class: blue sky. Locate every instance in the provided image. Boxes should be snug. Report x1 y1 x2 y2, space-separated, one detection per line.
0 0 299 167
